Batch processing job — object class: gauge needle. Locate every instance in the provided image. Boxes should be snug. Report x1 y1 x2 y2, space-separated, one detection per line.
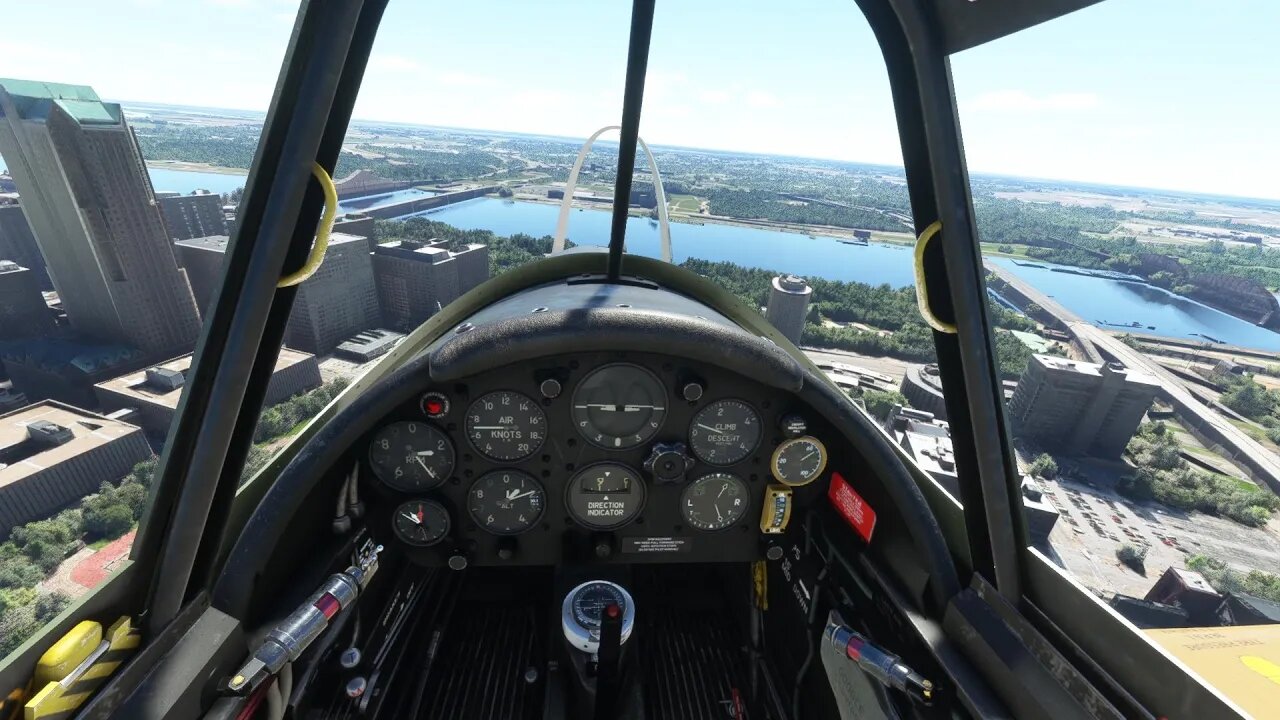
715 504 724 522
414 456 437 478
718 484 727 498
624 404 659 412
416 449 435 457
697 423 723 433
402 511 421 525
800 451 817 462
576 403 618 411
507 490 537 501
472 426 510 430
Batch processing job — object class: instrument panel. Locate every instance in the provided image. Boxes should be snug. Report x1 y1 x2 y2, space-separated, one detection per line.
361 352 834 567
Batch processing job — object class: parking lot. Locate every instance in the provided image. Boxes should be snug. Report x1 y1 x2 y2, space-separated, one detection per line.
1039 470 1280 598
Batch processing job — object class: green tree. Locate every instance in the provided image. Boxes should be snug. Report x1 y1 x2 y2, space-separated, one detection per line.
861 389 907 420
1221 376 1274 420
1027 453 1058 479
83 504 134 541
1116 544 1147 573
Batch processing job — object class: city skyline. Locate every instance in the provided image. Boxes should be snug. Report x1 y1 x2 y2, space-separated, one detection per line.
0 1 1276 200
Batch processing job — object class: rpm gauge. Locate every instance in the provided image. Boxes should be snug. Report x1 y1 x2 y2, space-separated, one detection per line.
566 463 646 529
392 499 451 547
466 391 546 461
368 421 454 492
689 399 761 465
468 470 546 535
681 473 749 531
571 364 667 449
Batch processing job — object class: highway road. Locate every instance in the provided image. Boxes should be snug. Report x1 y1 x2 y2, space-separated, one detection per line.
986 261 1280 491
1072 322 1280 491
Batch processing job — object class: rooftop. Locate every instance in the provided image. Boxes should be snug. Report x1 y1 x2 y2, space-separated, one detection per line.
174 235 230 253
1034 354 1160 387
374 239 454 263
0 401 142 488
0 78 121 126
773 274 812 294
95 348 315 409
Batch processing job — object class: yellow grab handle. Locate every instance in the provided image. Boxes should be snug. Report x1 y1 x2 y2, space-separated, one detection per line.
912 220 957 334
278 162 339 288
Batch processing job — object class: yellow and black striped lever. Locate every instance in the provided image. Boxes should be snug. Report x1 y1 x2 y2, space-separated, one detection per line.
21 616 140 720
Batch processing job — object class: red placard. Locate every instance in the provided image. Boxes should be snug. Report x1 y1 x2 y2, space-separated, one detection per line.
827 472 877 543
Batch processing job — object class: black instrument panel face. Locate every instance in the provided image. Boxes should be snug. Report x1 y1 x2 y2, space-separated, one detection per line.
359 351 838 567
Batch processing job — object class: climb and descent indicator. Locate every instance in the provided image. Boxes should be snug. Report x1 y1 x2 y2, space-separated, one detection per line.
827 472 876 543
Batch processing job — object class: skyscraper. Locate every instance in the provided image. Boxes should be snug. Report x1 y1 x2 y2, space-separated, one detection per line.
284 232 382 354
157 192 227 241
0 78 201 355
173 235 230 316
452 242 490 294
1007 355 1159 458
0 203 49 288
0 260 52 337
766 274 812 345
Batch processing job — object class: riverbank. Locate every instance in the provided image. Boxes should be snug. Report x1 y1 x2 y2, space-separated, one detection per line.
146 160 248 176
509 192 917 246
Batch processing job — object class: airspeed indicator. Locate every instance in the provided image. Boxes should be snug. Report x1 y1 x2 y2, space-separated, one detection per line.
466 390 546 461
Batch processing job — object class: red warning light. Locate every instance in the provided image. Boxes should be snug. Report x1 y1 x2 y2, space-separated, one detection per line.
421 392 450 419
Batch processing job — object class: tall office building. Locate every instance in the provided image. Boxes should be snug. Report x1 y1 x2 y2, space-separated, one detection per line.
1007 355 1159 458
0 78 201 355
452 242 490 294
0 203 49 288
284 232 382 354
765 274 812 345
158 192 227 240
173 235 230 316
0 260 52 337
370 239 490 333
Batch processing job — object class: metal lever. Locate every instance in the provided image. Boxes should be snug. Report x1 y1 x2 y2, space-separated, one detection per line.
227 541 382 696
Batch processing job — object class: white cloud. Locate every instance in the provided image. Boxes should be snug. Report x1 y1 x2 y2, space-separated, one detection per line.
438 71 496 88
745 90 780 109
368 54 421 73
967 90 1100 112
698 89 732 105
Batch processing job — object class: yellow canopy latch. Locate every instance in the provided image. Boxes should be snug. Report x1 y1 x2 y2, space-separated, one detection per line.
912 220 958 334
277 161 339 288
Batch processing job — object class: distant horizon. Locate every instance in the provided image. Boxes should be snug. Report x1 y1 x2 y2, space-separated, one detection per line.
115 98 1280 206
2 95 1277 207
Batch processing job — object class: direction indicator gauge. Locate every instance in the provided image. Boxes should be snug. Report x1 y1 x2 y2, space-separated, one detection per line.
565 463 646 530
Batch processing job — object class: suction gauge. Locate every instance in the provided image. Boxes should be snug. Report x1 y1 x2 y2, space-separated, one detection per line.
770 436 828 486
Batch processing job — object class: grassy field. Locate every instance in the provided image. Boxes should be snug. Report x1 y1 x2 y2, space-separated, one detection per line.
980 242 1032 258
669 194 704 214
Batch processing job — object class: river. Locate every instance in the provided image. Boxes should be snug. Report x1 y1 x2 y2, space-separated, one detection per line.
147 166 248 196
147 167 1280 351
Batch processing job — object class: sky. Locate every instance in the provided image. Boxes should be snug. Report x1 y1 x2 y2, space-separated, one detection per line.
1 0 1277 199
